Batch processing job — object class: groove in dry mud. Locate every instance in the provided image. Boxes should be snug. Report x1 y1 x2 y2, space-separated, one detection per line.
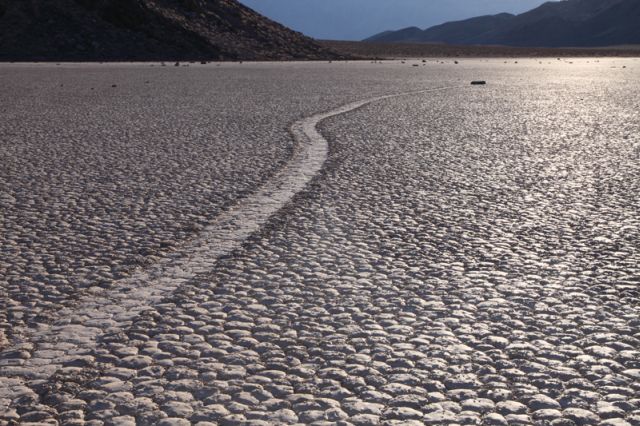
0 86 460 408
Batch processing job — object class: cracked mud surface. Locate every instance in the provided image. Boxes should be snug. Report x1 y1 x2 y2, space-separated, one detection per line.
1 59 640 425
0 62 434 343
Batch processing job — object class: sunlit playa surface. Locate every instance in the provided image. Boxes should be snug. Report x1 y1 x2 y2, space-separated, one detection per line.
1 59 639 425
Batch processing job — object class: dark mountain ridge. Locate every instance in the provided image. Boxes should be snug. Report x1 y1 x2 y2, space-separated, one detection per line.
367 0 640 47
0 0 339 61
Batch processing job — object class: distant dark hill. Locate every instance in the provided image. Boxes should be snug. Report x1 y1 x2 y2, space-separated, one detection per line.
0 0 339 61
366 0 640 47
368 27 424 43
419 13 515 45
581 0 640 46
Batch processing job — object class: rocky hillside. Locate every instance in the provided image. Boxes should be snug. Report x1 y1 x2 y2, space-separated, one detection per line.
0 0 339 61
367 0 640 47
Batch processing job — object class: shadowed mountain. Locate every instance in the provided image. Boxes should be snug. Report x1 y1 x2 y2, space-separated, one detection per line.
0 0 339 61
366 0 640 47
422 13 515 45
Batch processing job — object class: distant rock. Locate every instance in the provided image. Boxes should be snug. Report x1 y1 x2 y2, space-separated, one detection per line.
366 0 640 48
0 0 341 61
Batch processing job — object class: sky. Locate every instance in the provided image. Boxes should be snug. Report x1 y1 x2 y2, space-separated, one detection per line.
239 0 551 41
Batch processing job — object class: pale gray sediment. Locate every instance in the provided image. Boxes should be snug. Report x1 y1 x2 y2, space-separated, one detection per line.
0 62 441 346
0 86 459 414
2 60 639 425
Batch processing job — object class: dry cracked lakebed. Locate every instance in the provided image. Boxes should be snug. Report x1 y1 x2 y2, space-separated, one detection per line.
1 59 640 425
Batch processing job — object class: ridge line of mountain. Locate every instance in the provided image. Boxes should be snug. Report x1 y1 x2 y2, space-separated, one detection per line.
366 0 640 48
0 0 343 61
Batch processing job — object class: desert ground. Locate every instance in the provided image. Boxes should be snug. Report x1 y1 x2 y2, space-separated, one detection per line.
321 41 640 59
1 59 640 425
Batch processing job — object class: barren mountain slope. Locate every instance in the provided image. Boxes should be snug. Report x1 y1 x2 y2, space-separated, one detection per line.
0 0 339 60
367 0 640 47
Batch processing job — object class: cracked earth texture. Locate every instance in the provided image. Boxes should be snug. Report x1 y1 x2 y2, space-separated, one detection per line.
1 59 640 425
